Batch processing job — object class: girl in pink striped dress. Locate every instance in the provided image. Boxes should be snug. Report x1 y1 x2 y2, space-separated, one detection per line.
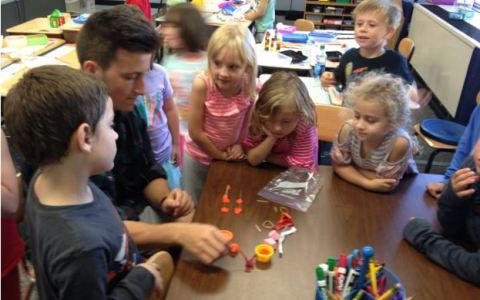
184 24 258 202
243 72 318 171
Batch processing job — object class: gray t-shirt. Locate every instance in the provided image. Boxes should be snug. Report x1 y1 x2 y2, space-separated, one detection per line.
26 172 154 299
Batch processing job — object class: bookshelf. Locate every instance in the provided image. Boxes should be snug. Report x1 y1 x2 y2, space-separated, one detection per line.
304 1 361 29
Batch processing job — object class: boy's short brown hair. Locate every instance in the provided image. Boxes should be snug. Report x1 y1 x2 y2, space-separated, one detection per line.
4 65 108 167
76 5 159 69
353 0 402 29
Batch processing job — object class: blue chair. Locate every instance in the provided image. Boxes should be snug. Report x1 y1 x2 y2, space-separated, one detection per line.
414 119 465 173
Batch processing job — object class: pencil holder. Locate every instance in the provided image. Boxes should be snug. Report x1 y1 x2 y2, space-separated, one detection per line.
316 267 406 300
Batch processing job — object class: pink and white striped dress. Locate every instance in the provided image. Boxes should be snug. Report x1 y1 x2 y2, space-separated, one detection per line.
186 72 255 165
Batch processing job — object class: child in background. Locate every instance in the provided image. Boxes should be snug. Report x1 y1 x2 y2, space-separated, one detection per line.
125 0 152 21
321 0 412 89
244 71 318 171
137 63 181 188
331 72 418 192
404 138 480 287
161 3 208 165
426 104 480 199
4 66 163 299
185 24 258 202
244 0 276 43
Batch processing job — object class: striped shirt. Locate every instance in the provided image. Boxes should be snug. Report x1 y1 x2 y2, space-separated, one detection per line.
243 119 318 171
331 122 418 180
186 72 254 165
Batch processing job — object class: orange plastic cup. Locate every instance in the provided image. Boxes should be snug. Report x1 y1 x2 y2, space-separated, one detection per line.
255 244 274 263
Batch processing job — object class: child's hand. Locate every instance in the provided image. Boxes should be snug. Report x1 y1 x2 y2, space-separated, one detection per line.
321 71 336 87
226 144 246 161
426 182 445 199
451 168 479 198
171 145 180 166
367 178 398 192
262 126 278 140
162 189 195 218
137 261 164 298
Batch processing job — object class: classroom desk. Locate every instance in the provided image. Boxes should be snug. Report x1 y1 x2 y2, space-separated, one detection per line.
165 162 480 299
6 14 72 39
1 43 78 97
1 38 65 68
259 74 334 105
256 32 357 72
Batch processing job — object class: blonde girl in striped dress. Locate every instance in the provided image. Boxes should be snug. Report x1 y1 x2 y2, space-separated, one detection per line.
184 24 258 202
243 71 318 171
331 72 418 192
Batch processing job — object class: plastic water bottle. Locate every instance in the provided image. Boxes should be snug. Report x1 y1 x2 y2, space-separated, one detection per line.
313 43 326 80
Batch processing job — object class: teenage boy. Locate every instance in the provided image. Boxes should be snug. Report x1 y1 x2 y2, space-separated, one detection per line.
404 138 480 287
77 5 228 264
321 0 412 89
4 65 164 298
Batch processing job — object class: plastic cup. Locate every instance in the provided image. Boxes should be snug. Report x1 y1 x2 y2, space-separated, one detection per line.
255 244 274 263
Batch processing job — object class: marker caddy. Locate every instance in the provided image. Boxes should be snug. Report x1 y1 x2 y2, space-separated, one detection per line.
315 246 406 300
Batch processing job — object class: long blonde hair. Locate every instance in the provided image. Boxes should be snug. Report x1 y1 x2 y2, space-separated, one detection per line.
206 24 257 99
250 72 316 139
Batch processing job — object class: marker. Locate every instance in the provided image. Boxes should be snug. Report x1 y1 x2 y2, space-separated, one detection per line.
327 257 337 293
342 266 359 297
352 289 364 300
315 266 327 299
369 259 378 297
377 283 402 300
335 255 347 295
355 246 374 291
351 248 359 267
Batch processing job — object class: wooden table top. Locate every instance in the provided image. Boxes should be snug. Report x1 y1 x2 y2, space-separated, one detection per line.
165 162 480 299
6 17 65 38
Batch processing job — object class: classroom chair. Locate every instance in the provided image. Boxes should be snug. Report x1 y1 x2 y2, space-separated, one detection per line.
294 19 315 32
147 251 175 300
316 104 354 143
316 104 354 164
414 122 460 173
397 37 415 62
414 91 480 173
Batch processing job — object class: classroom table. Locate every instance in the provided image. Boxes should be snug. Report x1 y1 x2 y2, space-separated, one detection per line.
258 74 335 106
256 30 357 72
6 13 72 39
1 43 78 97
165 162 480 299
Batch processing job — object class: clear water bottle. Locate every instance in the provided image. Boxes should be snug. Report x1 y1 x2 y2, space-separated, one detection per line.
313 43 326 80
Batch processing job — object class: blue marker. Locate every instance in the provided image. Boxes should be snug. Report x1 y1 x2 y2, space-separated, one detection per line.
354 246 374 291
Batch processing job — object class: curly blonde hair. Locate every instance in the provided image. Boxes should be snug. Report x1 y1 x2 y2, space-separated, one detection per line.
249 72 316 139
344 72 411 131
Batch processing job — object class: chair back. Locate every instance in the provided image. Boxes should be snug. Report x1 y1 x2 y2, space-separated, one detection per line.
316 104 354 142
398 37 415 61
294 19 315 31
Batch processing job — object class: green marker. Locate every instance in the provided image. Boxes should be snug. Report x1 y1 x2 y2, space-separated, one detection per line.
316 265 327 299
